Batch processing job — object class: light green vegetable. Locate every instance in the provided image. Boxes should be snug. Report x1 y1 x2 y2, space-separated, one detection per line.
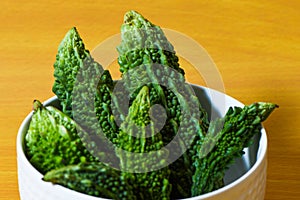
25 100 96 174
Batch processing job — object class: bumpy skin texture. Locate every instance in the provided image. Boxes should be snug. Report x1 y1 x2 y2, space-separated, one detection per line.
117 11 209 198
43 162 137 200
52 27 96 117
30 15 278 200
52 27 119 164
191 102 278 196
117 11 184 75
25 100 96 174
117 10 185 123
116 86 172 200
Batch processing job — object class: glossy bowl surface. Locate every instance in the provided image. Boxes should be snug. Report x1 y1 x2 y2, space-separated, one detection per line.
17 85 267 200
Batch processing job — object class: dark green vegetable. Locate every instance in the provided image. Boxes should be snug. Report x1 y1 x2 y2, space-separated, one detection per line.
115 86 171 200
167 105 208 198
43 162 137 200
25 100 96 174
52 27 99 117
117 11 209 198
117 10 185 123
52 27 119 164
192 102 278 196
26 11 278 200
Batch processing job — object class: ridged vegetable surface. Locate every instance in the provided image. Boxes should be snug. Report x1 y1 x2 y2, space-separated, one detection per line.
117 11 209 198
116 10 185 123
52 27 119 164
24 11 279 200
115 86 172 200
192 102 278 196
117 10 184 75
25 100 96 174
52 27 101 117
43 162 137 200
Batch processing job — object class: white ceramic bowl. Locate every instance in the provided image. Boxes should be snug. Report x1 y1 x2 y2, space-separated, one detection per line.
17 85 267 200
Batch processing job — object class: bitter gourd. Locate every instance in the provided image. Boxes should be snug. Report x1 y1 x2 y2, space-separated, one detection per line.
52 27 119 165
117 10 209 198
25 100 96 174
115 86 172 200
192 102 278 196
43 162 137 200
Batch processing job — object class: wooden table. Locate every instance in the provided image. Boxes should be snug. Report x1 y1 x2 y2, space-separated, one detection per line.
1 0 299 199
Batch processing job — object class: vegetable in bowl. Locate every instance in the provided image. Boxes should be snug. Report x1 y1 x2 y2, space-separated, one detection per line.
24 10 278 200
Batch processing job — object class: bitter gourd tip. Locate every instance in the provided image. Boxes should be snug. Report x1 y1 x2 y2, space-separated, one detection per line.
32 100 43 111
253 102 279 121
123 10 153 29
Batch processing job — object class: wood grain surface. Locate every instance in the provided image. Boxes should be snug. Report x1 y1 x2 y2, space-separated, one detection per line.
0 0 299 199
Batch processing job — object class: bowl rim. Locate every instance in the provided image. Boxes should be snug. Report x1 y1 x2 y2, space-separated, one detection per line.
16 85 267 199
